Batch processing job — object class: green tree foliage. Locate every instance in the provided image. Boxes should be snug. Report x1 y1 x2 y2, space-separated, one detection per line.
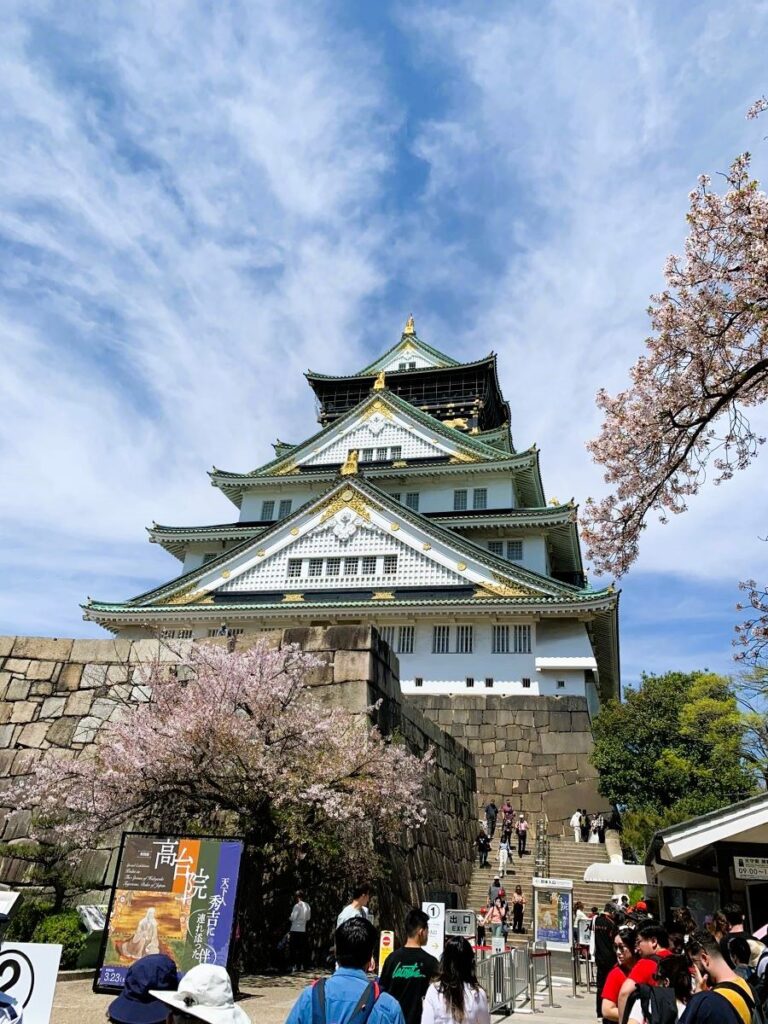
591 671 757 854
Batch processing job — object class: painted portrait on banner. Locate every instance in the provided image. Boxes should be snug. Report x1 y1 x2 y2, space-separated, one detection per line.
533 884 572 950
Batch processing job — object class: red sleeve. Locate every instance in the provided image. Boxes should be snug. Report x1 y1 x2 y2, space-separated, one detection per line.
601 966 627 1004
629 959 656 985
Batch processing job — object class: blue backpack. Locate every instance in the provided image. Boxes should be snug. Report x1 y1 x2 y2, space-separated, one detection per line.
311 978 381 1024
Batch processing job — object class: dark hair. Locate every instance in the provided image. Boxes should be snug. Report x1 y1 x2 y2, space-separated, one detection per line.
335 917 377 968
616 927 638 954
405 909 429 938
728 935 752 965
687 928 723 960
296 890 304 901
604 902 616 913
638 924 669 948
656 955 693 1003
722 904 745 927
436 937 478 1020
672 907 696 934
351 883 371 901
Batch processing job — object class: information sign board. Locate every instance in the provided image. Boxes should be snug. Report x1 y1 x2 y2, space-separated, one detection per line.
734 856 768 881
445 910 476 939
422 901 446 959
96 832 243 992
379 930 395 970
532 877 573 951
0 941 61 1023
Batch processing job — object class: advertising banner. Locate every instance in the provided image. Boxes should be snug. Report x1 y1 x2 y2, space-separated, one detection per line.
96 833 243 993
532 877 573 951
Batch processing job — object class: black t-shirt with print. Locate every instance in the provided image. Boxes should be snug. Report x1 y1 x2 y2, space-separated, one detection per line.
380 947 439 1024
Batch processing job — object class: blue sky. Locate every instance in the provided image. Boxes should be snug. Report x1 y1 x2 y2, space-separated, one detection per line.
2 0 767 691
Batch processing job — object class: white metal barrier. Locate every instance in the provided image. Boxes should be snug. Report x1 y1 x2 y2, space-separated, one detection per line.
475 943 559 1015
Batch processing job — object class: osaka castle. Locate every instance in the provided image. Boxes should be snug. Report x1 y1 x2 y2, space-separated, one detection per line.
84 318 619 703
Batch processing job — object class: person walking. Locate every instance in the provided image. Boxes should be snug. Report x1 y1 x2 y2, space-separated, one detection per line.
592 903 619 1020
484 898 506 938
498 836 510 878
422 936 490 1024
485 801 498 838
570 809 582 842
511 886 526 934
516 814 529 857
580 809 590 843
289 890 311 972
477 831 491 868
337 883 371 928
379 909 438 1024
488 876 502 905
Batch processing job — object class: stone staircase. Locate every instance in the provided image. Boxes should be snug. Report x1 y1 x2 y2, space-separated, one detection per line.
465 833 616 944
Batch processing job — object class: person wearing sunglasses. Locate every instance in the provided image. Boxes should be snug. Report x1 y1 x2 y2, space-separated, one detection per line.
601 928 639 1022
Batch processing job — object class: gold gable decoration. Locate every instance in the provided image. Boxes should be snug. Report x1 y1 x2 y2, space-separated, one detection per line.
340 450 359 476
361 398 394 422
319 487 371 523
372 370 386 391
472 574 538 599
449 451 482 464
158 584 214 606
272 460 298 476
403 314 415 335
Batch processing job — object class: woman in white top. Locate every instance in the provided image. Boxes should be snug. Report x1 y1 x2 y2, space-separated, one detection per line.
422 936 490 1024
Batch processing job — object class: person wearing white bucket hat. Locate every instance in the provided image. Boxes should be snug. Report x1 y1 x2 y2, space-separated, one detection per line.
150 964 250 1024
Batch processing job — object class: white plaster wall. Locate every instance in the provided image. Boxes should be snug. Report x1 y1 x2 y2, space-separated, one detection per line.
380 478 516 513
239 489 317 521
182 541 237 574
378 350 439 372
536 670 587 697
536 619 593 657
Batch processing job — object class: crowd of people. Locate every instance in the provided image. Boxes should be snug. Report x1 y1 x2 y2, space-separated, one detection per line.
589 898 768 1024
569 807 613 843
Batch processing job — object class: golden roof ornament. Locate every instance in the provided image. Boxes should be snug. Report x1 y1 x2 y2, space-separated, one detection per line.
373 370 386 391
340 449 359 476
403 314 415 335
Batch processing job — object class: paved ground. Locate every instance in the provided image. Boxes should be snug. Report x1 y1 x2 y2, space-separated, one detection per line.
52 970 598 1023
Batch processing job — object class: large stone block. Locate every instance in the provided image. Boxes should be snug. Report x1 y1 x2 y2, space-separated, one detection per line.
29 681 54 697
17 722 49 748
12 637 73 661
540 732 593 755
70 638 132 664
12 748 41 776
46 718 78 747
26 661 56 681
0 638 15 659
81 664 109 689
64 691 94 716
0 751 15 776
40 696 67 719
57 663 83 691
6 679 30 701
4 660 29 675
73 716 101 744
10 701 38 724
0 725 15 749
333 650 373 683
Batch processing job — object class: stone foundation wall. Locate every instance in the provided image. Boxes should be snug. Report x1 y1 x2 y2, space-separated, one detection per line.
0 631 477 930
408 694 602 833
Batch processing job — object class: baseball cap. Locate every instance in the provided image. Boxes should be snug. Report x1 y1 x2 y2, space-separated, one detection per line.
151 964 249 1024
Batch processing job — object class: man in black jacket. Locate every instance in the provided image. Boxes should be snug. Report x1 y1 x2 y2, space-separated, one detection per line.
593 903 618 1019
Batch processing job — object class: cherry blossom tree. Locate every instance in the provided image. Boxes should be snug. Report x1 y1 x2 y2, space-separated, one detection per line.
10 641 432 964
582 102 768 662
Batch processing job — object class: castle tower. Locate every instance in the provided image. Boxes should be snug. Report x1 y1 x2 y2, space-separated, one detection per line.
84 320 619 706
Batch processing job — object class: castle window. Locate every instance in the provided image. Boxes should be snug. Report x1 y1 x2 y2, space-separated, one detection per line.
397 625 415 654
278 499 292 518
398 361 407 370
453 489 468 511
344 557 359 575
507 541 523 560
361 448 373 462
380 626 396 647
456 625 473 654
522 677 531 688
466 677 475 688
362 556 377 575
308 558 323 577
162 629 193 639
287 559 302 578
376 447 388 461
492 625 510 653
433 625 450 654
383 555 398 574
485 678 493 688
557 679 566 689
326 557 341 576
488 541 503 557
513 625 531 654
473 488 488 510
406 492 420 511
202 553 218 564
408 361 416 369
391 446 402 460
414 676 423 687
261 500 275 519
391 492 401 502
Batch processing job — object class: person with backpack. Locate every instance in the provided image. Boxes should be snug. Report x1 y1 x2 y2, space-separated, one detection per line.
421 936 490 1024
680 929 757 1024
618 925 673 1024
284 916 405 1024
624 954 692 1024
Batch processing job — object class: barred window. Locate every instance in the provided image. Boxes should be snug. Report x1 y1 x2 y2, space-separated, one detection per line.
456 625 473 653
361 556 377 575
522 677 531 688
557 680 566 689
433 625 450 654
485 678 494 688
344 557 359 575
513 625 531 654
414 676 423 687
360 448 373 462
453 489 468 511
488 541 504 557
398 362 407 370
507 540 523 560
380 626 396 647
383 555 397 574
261 500 275 519
308 558 323 577
492 625 510 654
473 488 488 510
406 492 420 511
466 677 474 688
326 557 341 576
162 629 193 639
391 492 401 502
397 626 414 654
202 553 218 564
376 447 388 461
207 627 243 638
408 361 416 369
287 559 302 578
391 446 402 460
278 499 292 518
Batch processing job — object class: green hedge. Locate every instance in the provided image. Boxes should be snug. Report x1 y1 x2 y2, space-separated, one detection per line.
32 911 87 969
4 900 53 942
